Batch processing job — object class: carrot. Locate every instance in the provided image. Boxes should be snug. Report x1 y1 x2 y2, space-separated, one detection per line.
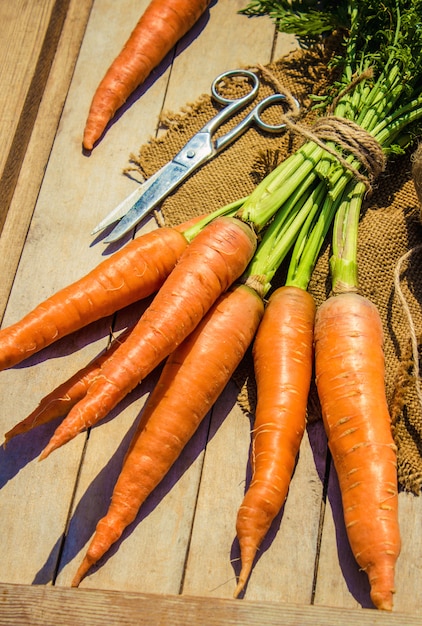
83 0 211 150
39 216 257 459
71 280 264 586
314 291 401 611
232 178 333 597
3 327 132 447
234 285 316 597
0 226 189 372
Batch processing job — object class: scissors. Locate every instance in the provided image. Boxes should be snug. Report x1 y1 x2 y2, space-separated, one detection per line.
93 68 299 243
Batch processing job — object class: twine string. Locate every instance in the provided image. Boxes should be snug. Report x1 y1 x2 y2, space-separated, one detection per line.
393 244 422 413
256 64 386 192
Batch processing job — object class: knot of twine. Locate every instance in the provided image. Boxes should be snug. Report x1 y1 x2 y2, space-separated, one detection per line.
256 64 386 193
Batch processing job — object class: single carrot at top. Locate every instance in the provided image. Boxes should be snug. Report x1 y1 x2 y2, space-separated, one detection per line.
83 0 211 150
314 291 401 611
71 280 264 586
3 326 132 447
234 285 316 598
39 216 257 459
0 226 189 372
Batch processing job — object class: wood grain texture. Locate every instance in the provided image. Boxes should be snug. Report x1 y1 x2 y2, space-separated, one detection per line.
0 0 95 321
0 0 69 233
1 583 422 626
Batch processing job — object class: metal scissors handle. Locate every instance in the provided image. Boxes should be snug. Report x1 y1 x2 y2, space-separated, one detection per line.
200 68 296 153
95 69 298 243
210 72 298 153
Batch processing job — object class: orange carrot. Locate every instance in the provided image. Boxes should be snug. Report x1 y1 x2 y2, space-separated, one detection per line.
314 291 401 611
83 0 211 150
71 280 264 586
234 286 316 597
0 226 189 372
40 217 257 459
3 327 132 447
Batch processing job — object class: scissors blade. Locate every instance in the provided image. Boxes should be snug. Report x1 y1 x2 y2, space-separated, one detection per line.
103 160 191 243
91 166 167 235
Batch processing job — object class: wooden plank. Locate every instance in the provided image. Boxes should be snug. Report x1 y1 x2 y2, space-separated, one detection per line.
0 0 94 320
393 491 422 614
0 0 55 217
313 458 375 610
1 583 422 626
0 0 167 588
181 384 255 599
39 0 200 593
177 8 322 605
163 0 299 113
0 0 95 587
0 0 73 234
181 388 327 603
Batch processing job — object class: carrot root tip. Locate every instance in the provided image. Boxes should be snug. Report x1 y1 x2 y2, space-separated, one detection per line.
38 445 54 461
71 557 93 587
233 560 254 599
370 588 394 611
233 579 246 599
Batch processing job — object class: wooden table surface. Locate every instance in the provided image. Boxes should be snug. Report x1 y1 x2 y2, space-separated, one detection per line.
1 1 422 624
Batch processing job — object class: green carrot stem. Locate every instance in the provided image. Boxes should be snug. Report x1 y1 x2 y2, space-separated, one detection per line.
329 180 366 293
229 0 422 306
245 178 323 294
372 95 422 144
182 196 248 241
238 142 324 230
286 182 342 291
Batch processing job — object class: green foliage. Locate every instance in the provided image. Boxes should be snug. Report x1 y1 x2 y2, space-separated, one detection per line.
238 0 422 289
240 0 422 80
239 0 349 43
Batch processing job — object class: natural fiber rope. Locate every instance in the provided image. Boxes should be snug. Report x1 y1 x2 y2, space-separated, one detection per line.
256 64 386 192
393 244 422 412
255 63 301 120
313 116 385 181
328 67 374 113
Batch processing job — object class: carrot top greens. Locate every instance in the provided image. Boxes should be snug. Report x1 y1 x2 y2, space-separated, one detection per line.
233 0 422 293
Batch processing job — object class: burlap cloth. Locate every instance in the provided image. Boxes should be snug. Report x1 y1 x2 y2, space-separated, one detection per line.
124 41 422 495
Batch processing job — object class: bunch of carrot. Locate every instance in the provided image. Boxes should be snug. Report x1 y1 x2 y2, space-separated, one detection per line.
0 169 399 609
1 168 399 612
5 0 422 610
1 85 401 614
232 0 422 603
83 0 211 150
1 166 400 611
